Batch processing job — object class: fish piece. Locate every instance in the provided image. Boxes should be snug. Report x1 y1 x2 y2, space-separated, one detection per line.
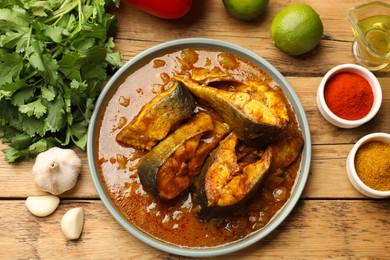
138 112 223 200
191 67 240 85
192 132 272 220
237 81 289 126
116 81 196 150
185 118 230 175
177 77 289 147
270 122 304 169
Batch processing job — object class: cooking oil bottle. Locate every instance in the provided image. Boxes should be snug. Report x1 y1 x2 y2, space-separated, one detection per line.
357 15 390 55
347 2 390 71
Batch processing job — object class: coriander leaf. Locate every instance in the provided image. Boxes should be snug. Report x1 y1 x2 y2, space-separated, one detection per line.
72 133 87 149
43 94 66 132
27 138 56 153
70 119 87 139
0 99 13 126
0 78 27 92
25 40 45 71
0 89 12 99
10 133 33 150
0 31 24 48
70 79 88 96
0 101 22 133
21 113 45 137
70 37 95 51
11 87 35 106
106 51 123 68
41 86 56 101
43 24 63 43
14 32 30 53
0 0 23 9
3 146 33 163
26 40 59 85
0 52 24 86
84 64 107 82
56 12 77 36
0 124 21 142
3 137 56 163
105 36 115 50
58 52 82 81
0 5 30 28
19 98 47 118
29 1 52 17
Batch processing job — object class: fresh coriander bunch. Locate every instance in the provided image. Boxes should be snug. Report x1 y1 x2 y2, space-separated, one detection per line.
0 0 122 162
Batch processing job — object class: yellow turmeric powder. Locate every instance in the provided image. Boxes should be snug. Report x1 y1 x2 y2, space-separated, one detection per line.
355 141 390 191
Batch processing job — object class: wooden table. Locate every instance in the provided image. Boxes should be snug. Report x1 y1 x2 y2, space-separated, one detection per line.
1 0 389 258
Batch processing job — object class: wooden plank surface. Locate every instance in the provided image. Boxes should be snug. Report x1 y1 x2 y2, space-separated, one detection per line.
1 0 390 258
1 200 389 259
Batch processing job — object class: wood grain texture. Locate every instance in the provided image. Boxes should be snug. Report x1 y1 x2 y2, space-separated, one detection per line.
110 0 390 76
1 0 390 258
1 200 389 259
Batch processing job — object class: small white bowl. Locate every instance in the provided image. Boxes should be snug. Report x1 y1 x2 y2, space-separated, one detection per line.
346 133 390 198
317 64 382 128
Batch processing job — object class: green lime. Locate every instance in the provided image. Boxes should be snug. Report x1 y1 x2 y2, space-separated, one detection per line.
223 0 269 21
270 3 323 56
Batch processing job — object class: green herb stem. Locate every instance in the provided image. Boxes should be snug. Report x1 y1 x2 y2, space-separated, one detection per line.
44 0 79 24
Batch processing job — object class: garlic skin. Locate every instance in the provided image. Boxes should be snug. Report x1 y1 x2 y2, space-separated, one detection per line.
33 147 82 195
61 207 84 240
25 195 60 217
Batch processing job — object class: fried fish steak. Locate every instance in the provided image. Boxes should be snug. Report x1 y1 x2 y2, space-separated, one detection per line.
192 132 272 220
116 81 196 150
177 76 289 147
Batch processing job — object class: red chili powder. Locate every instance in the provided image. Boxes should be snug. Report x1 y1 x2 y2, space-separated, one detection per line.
324 72 374 120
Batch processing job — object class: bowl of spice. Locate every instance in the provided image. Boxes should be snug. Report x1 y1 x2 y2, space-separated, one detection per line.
346 132 390 198
316 64 382 128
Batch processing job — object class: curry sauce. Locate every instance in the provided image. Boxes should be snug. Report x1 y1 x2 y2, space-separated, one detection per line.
96 49 303 248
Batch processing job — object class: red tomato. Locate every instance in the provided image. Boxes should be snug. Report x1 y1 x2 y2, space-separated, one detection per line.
125 0 192 19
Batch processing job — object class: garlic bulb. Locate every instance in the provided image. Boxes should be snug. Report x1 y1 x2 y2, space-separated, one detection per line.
33 147 82 195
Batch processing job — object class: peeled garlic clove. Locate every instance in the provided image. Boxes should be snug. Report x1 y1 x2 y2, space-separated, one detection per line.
61 207 84 240
25 195 60 217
